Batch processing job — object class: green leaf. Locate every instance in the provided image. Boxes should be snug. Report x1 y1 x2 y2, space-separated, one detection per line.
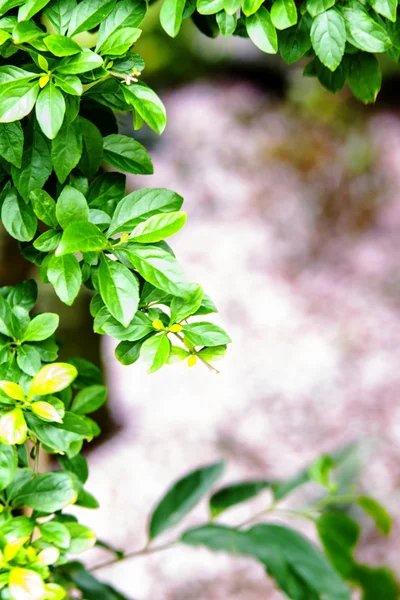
242 0 263 16
271 0 297 30
98 27 141 57
58 453 89 482
29 362 78 398
65 522 96 553
9 568 46 600
68 0 116 36
149 460 224 539
54 73 82 96
25 412 82 456
310 9 346 71
103 133 153 174
56 49 103 74
279 15 312 63
122 83 167 135
39 520 71 549
108 188 183 236
347 53 381 103
94 307 153 341
17 344 42 376
358 496 392 535
124 245 190 297
44 33 81 56
96 0 146 50
182 523 351 600
18 0 52 21
11 121 52 202
216 10 237 35
98 256 140 327
58 562 130 600
0 80 39 123
170 284 204 322
140 333 170 373
78 117 103 178
197 0 225 15
13 20 44 44
48 254 82 306
129 211 186 243
0 442 17 491
115 340 142 365
35 81 66 140
160 0 185 36
306 0 334 18
56 222 109 256
44 0 77 35
182 322 231 346
352 565 399 600
30 189 58 228
71 385 107 415
1 188 37 242
87 172 126 216
56 185 89 229
210 481 271 517
315 57 347 93
13 471 77 513
0 122 23 167
343 8 392 52
370 0 396 22
33 229 62 252
316 512 360 577
245 7 278 54
224 0 241 13
52 117 83 183
22 313 59 342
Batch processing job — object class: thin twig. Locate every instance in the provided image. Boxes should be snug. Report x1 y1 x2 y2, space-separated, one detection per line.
90 541 177 572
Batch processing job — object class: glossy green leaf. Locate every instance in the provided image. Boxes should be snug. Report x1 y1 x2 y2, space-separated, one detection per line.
245 7 278 53
0 80 39 123
1 187 37 242
39 520 71 549
96 0 146 49
30 189 58 228
149 460 224 539
278 16 312 63
122 83 167 135
70 384 107 415
13 471 77 512
98 255 139 327
56 50 103 74
52 117 83 183
43 0 77 34
0 442 17 490
98 27 141 56
129 211 186 243
56 221 109 256
68 0 115 36
77 117 103 178
44 33 81 56
306 0 334 17
22 313 59 342
182 322 231 346
343 8 392 52
65 522 96 553
170 284 204 323
347 53 381 103
311 9 346 70
11 121 52 201
17 343 43 376
56 185 89 229
271 0 297 30
48 254 82 305
210 481 271 517
108 188 183 236
160 0 185 36
103 133 153 174
216 10 237 35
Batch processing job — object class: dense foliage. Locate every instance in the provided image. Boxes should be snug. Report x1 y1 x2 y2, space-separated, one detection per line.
0 0 396 597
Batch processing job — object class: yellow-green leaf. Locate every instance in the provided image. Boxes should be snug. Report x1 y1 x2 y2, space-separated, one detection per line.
0 381 25 401
28 363 77 399
31 401 63 423
0 408 27 445
9 567 46 600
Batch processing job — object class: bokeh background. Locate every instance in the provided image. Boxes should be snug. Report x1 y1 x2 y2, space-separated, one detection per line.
4 7 400 598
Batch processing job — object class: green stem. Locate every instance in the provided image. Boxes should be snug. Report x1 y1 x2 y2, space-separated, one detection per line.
90 540 178 572
33 440 40 476
173 332 219 374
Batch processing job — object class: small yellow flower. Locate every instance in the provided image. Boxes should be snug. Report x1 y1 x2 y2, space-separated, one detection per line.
187 355 197 368
169 324 182 333
39 75 49 89
152 319 164 330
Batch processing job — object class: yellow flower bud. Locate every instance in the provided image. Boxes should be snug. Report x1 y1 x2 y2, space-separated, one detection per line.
187 355 197 367
152 319 164 330
39 75 49 89
169 324 183 333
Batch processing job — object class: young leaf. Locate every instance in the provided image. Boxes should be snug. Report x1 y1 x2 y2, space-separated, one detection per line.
245 7 278 54
182 322 231 346
310 9 346 71
149 461 224 539
98 256 139 327
29 362 78 398
140 333 170 373
129 211 186 243
48 253 82 305
56 222 109 256
160 0 185 37
22 313 59 342
31 400 63 423
35 81 66 140
0 408 27 445
56 185 89 229
13 471 77 512
0 122 23 168
108 188 183 236
103 133 153 174
358 496 392 535
0 381 25 400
